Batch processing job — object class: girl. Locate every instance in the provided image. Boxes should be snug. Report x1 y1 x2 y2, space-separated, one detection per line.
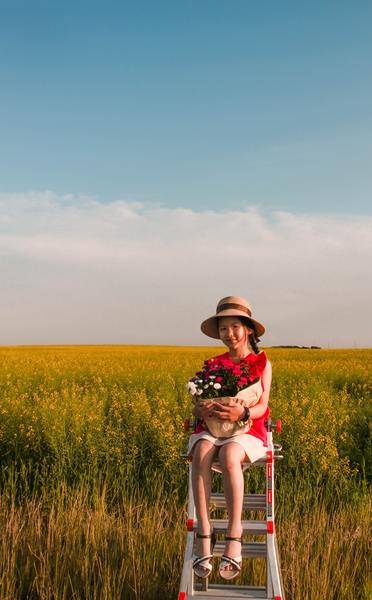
188 296 272 580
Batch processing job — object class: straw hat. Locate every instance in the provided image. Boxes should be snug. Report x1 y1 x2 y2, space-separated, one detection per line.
200 296 265 340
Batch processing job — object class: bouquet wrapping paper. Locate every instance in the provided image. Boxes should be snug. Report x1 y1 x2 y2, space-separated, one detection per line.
196 379 262 438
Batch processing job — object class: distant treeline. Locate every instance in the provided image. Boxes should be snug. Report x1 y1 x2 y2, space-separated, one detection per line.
269 345 322 349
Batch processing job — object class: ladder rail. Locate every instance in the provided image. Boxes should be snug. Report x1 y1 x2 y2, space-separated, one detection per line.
274 536 286 600
265 422 285 600
267 535 283 598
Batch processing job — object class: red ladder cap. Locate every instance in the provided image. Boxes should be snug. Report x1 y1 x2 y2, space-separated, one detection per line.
186 519 194 531
267 521 275 534
274 596 281 600
178 593 187 600
276 419 282 433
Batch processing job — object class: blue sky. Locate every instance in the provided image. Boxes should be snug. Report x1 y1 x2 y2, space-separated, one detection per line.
1 1 371 213
1 2 372 347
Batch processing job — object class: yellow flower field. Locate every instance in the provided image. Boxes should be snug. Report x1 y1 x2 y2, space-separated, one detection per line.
0 346 370 599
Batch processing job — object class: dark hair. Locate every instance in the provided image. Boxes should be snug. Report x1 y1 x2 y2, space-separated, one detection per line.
218 316 261 355
248 331 260 354
240 317 261 354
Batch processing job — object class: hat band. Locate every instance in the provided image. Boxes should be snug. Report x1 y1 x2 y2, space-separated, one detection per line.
216 303 252 317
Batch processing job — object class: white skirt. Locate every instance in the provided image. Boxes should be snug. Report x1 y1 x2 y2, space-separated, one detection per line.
188 430 267 473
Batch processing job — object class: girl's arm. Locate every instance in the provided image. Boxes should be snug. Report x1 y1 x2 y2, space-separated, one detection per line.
192 399 215 419
247 360 272 419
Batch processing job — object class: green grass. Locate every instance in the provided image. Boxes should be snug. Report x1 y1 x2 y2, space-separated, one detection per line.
0 346 370 599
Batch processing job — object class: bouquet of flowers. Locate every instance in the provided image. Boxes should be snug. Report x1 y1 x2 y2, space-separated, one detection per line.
186 357 262 438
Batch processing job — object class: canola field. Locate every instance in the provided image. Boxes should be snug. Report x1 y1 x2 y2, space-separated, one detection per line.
0 345 370 600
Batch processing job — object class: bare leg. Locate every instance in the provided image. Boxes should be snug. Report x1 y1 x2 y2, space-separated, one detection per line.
191 440 218 569
218 443 248 572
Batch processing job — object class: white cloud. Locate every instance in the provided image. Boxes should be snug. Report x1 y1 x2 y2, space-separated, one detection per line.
0 191 371 347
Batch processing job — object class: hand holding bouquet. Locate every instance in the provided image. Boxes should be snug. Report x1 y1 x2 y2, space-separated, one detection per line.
186 357 263 438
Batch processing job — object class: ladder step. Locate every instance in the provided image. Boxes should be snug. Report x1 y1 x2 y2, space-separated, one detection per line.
193 583 268 598
192 596 269 600
192 596 268 599
210 493 266 511
213 540 266 558
211 519 267 535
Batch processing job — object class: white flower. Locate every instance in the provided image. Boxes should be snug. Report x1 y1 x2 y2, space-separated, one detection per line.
213 383 222 390
204 384 209 389
209 375 216 379
209 382 214 386
196 389 203 395
186 381 197 395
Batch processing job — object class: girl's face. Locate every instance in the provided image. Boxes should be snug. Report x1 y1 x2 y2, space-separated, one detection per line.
218 316 253 352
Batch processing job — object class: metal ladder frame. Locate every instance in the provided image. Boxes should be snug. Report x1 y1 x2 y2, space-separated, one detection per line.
178 418 285 600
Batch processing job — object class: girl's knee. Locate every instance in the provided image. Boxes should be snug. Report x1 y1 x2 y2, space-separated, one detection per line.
219 444 245 471
192 440 216 465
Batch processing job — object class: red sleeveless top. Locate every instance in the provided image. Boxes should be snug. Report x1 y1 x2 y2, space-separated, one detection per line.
194 350 269 444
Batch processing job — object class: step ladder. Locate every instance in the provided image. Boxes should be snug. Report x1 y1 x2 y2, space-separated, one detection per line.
178 419 285 600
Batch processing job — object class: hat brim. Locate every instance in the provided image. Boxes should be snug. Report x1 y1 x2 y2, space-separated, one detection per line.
200 310 265 340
